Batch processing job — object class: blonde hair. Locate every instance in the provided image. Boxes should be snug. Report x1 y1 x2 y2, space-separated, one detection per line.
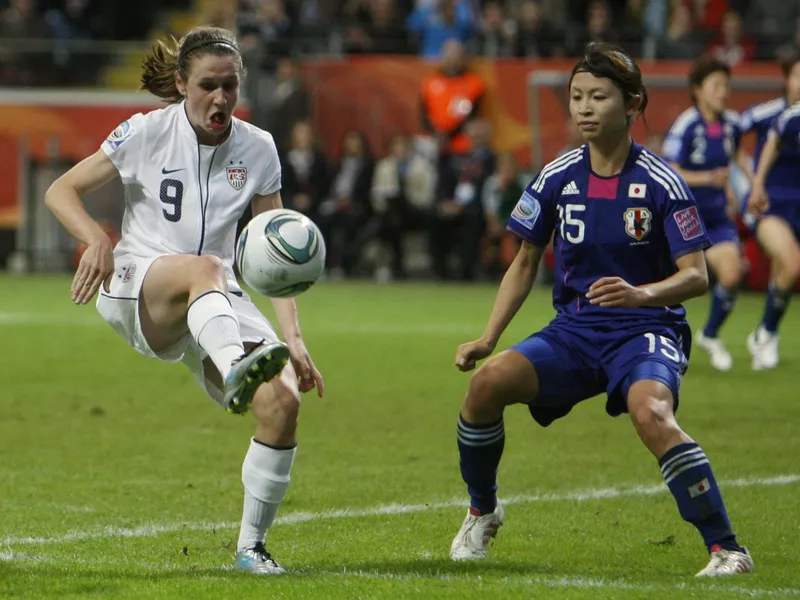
140 26 244 104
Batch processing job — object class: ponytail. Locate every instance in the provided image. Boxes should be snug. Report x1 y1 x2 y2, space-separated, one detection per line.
139 27 243 104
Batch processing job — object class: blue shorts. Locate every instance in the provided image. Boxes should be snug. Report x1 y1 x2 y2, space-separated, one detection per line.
510 320 691 427
705 222 739 246
757 203 800 241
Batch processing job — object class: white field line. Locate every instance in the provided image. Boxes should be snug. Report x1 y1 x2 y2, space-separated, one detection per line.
2 474 798 548
0 312 475 335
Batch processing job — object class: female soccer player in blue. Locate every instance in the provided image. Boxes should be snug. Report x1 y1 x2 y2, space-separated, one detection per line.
740 55 800 370
662 57 748 371
449 43 753 577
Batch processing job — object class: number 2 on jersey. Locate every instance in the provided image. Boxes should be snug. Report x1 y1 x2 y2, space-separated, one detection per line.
160 178 184 222
557 204 585 243
644 333 681 362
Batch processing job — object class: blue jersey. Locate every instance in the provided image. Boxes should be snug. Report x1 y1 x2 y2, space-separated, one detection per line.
741 97 800 203
661 107 741 226
507 144 711 327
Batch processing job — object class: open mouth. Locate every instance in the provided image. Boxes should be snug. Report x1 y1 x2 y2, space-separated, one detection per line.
209 112 227 129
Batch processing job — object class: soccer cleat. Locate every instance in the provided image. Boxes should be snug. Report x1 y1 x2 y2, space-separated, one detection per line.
223 341 290 414
234 542 287 575
747 326 779 371
449 500 504 560
695 330 733 372
695 544 754 577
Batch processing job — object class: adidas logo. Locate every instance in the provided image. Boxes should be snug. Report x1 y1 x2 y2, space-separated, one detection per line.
561 181 580 195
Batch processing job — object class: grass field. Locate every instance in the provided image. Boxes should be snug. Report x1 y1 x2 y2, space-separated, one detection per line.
1 275 799 599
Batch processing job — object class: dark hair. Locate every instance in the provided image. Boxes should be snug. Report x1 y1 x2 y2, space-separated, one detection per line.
140 26 245 104
688 55 730 102
569 43 648 121
780 52 800 78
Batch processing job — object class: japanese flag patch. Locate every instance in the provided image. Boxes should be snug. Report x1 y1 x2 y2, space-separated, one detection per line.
510 191 541 230
673 205 704 241
688 478 711 498
628 183 647 198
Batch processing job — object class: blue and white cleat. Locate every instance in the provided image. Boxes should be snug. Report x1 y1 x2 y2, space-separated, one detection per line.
234 542 287 575
223 341 290 414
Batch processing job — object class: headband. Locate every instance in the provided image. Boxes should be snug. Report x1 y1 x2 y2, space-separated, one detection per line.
179 39 238 62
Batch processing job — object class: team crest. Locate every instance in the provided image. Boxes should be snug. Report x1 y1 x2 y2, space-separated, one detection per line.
226 166 247 190
624 207 652 241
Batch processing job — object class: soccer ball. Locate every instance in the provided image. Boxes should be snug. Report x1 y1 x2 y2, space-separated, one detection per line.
236 208 326 298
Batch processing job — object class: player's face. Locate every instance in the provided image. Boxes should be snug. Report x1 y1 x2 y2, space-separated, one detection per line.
569 72 635 143
786 62 800 104
695 71 730 114
177 53 241 143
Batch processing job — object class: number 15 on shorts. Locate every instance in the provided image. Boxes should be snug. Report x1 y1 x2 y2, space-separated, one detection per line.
644 333 682 362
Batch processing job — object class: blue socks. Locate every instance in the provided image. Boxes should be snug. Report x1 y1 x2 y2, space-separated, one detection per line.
761 283 793 334
703 284 737 339
659 443 741 552
457 415 505 515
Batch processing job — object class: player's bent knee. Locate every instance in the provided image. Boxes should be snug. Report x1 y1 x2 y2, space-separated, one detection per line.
465 353 536 414
627 381 679 440
192 254 226 285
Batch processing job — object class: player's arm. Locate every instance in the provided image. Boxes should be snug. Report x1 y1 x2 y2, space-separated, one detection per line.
251 190 324 395
44 150 119 247
667 161 727 189
45 150 120 304
636 250 708 306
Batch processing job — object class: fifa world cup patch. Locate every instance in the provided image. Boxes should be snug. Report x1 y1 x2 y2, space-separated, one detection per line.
623 207 652 240
105 120 133 149
510 191 541 230
673 206 704 241
688 478 711 498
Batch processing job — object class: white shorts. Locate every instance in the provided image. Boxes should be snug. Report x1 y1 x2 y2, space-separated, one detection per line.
96 254 280 408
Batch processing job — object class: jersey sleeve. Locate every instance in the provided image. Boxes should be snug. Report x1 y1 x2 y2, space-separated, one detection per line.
770 107 800 149
660 173 712 259
506 174 556 247
255 131 282 196
661 120 691 164
739 107 755 134
100 112 147 184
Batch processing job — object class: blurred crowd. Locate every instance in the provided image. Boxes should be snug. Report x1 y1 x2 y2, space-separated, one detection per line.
4 0 800 86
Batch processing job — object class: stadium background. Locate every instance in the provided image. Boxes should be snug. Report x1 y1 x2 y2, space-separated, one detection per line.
0 0 794 287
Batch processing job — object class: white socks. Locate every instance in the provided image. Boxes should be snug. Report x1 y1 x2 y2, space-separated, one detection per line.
237 438 297 552
186 291 244 380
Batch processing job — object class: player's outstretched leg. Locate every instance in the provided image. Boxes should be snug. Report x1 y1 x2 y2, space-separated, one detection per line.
696 243 742 371
234 360 301 575
627 377 753 577
141 254 289 412
747 217 800 370
451 350 537 561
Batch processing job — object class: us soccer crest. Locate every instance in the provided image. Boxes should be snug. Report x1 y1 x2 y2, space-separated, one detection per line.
624 207 652 241
226 166 247 190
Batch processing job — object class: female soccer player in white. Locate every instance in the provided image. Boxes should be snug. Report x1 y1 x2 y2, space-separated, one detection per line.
44 26 323 575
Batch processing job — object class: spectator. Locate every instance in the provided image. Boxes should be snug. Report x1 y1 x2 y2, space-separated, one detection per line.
706 9 756 66
514 0 566 58
474 1 514 58
420 40 486 157
318 130 376 276
658 3 705 60
346 0 413 54
429 119 495 281
281 121 329 220
370 133 436 279
482 152 524 275
571 1 620 57
407 0 475 59
261 58 310 150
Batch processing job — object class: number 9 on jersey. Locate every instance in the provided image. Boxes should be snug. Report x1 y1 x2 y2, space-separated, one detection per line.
236 208 327 298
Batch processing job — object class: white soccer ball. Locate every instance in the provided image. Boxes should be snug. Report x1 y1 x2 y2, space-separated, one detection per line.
236 208 326 298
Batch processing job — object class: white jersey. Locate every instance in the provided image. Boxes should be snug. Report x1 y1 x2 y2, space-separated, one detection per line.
101 101 281 287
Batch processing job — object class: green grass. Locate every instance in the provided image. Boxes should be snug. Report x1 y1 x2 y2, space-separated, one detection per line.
1 276 799 599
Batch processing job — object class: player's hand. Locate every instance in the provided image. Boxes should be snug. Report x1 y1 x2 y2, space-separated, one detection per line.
747 182 769 215
455 338 496 372
709 167 730 188
286 336 324 397
71 236 114 305
586 277 650 308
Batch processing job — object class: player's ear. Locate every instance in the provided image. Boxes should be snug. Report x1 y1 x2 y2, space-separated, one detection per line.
626 94 642 119
175 70 187 97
